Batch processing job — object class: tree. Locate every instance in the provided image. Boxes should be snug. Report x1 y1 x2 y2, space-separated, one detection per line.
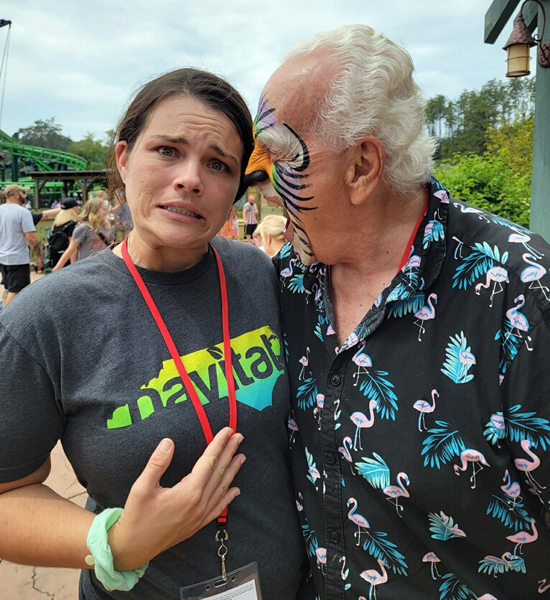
68 133 109 170
17 117 73 152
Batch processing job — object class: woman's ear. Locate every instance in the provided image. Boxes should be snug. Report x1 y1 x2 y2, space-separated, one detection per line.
345 136 386 206
115 141 129 182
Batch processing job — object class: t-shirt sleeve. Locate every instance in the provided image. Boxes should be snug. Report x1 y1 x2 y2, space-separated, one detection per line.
0 322 65 483
72 223 89 245
21 209 36 233
500 310 550 512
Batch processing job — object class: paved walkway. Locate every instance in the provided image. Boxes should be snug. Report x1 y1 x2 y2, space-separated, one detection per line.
1 272 87 598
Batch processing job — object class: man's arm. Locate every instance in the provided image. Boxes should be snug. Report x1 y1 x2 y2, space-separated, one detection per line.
24 232 43 269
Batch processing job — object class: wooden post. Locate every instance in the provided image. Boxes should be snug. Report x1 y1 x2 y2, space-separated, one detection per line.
485 0 550 243
528 0 550 243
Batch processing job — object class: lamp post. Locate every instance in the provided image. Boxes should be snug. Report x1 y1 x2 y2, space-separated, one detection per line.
503 0 550 76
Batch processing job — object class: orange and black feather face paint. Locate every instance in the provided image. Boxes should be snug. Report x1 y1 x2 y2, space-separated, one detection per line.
245 95 317 259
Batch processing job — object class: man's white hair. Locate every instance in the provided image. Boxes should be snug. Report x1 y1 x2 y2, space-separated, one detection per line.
285 25 436 195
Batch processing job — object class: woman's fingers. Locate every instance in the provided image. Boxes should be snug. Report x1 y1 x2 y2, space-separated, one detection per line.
189 428 239 488
201 453 246 521
134 438 175 491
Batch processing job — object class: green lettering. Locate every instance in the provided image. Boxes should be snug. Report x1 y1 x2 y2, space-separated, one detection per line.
246 346 274 380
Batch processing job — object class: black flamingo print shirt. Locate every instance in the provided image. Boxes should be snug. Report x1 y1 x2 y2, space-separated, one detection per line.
276 177 550 600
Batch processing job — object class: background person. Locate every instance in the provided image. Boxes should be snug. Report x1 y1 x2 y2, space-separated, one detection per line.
47 198 80 268
0 184 43 306
245 24 550 599
242 194 258 239
52 198 114 271
254 214 287 257
0 67 308 600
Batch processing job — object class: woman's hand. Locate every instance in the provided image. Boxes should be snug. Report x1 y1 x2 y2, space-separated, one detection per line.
108 427 245 570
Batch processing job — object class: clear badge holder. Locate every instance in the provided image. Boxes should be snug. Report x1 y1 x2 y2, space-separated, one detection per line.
180 562 263 600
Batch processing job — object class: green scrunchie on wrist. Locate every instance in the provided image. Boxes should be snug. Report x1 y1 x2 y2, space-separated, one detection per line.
86 507 149 592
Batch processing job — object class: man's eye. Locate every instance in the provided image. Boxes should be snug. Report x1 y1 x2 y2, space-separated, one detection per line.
158 146 175 157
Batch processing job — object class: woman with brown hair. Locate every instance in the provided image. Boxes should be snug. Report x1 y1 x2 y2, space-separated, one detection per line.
0 69 309 600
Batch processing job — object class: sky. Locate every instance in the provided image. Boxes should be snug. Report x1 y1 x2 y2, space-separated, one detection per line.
0 0 522 143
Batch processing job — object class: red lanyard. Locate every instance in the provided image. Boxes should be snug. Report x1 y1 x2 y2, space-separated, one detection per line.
120 237 238 445
397 196 429 272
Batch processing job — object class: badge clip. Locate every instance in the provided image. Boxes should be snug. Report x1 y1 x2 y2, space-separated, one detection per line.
215 529 229 582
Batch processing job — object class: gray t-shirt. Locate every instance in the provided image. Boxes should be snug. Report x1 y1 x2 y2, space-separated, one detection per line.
72 223 114 260
0 203 35 265
0 237 308 600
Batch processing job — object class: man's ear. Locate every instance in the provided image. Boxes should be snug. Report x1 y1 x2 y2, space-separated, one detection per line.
345 136 385 206
115 141 129 182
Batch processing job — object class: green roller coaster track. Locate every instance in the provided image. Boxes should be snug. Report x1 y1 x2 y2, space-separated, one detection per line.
0 129 89 196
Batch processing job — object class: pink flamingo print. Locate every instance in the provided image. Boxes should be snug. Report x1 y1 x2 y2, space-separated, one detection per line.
315 547 327 573
441 513 466 538
350 400 378 450
489 413 506 445
298 347 310 380
359 559 388 600
459 347 476 380
403 253 421 274
476 594 499 600
453 449 490 489
313 393 324 429
338 436 355 475
452 235 465 259
475 266 509 307
507 517 538 555
339 555 349 582
326 323 335 336
414 389 439 431
480 551 515 577
453 202 490 221
514 439 546 494
288 415 298 443
539 579 550 594
414 293 438 341
295 492 304 512
279 258 297 289
347 498 370 546
521 253 550 301
501 469 523 509
509 232 544 259
352 343 372 386
504 295 532 348
383 472 410 516
422 552 441 579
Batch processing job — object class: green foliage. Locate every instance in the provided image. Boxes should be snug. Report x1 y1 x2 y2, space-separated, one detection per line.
17 118 73 152
435 118 533 227
68 133 109 170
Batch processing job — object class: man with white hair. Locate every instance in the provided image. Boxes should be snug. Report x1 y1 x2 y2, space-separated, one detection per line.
0 184 43 306
245 25 550 599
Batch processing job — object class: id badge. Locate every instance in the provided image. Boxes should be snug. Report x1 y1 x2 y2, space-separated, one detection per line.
180 562 263 600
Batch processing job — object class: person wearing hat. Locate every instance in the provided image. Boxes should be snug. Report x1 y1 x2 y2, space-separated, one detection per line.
0 184 43 306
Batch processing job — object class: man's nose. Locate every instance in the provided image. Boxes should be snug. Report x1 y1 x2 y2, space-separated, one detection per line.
174 161 203 194
245 144 271 185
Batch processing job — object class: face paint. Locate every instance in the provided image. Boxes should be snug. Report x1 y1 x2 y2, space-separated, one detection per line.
245 95 318 265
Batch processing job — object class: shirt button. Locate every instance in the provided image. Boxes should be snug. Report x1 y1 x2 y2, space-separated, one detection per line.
330 531 341 544
331 374 341 386
324 452 336 465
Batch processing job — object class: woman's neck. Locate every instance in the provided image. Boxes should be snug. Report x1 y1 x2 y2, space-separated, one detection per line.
113 231 208 272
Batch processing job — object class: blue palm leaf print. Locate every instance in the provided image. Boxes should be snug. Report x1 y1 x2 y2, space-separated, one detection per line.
359 371 399 420
355 453 391 489
278 242 292 259
478 553 525 577
288 272 306 294
453 242 507 290
441 332 475 384
301 518 319 558
486 494 531 532
314 322 323 341
429 512 466 541
422 421 465 468
387 282 413 303
489 215 530 234
387 292 425 319
423 220 445 248
438 573 472 600
362 531 408 576
505 404 550 450
296 374 318 410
